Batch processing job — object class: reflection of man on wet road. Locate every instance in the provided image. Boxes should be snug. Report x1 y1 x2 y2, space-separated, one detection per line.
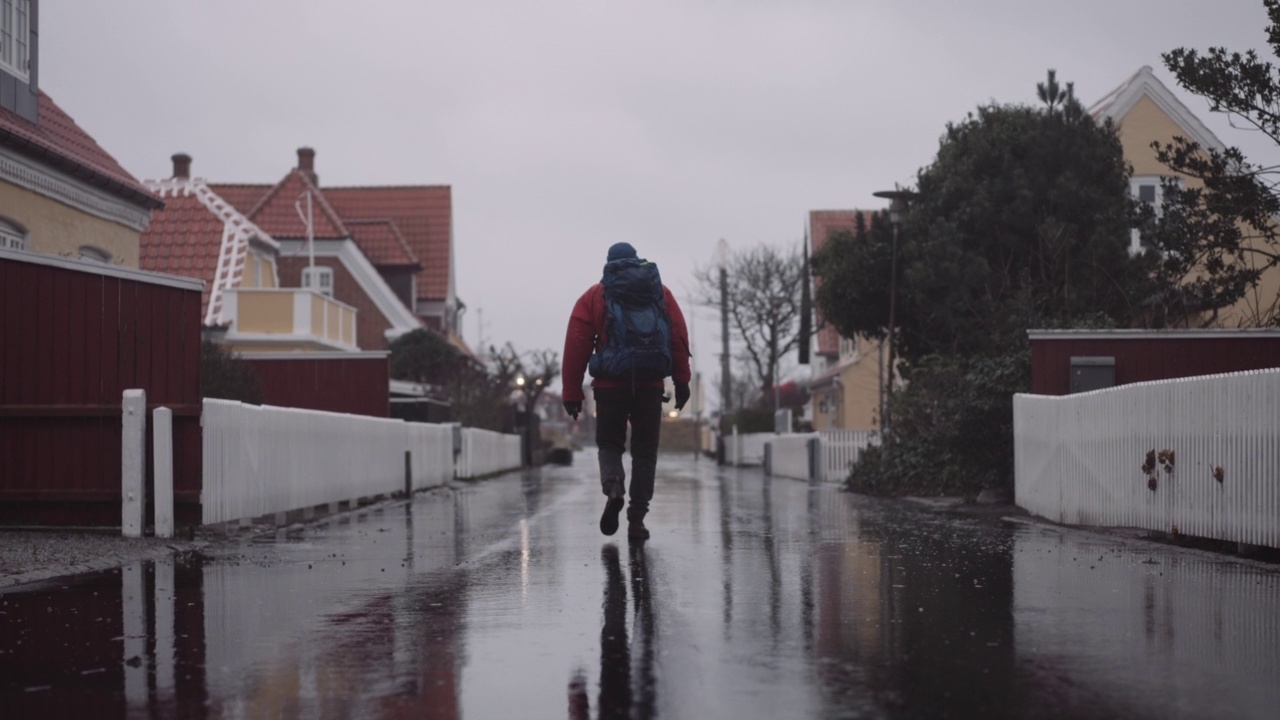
568 544 658 720
561 242 692 541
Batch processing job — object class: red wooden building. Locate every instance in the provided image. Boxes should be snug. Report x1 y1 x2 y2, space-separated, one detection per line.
1 249 204 526
1029 329 1280 395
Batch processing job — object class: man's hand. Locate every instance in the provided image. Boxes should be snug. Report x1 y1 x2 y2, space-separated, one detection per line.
563 400 582 420
674 383 690 411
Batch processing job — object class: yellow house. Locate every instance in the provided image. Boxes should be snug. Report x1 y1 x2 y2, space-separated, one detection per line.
1091 66 1279 327
140 154 358 352
807 210 890 432
0 2 160 266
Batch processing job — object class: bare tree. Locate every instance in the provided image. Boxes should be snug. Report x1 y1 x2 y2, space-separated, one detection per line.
515 347 560 408
693 242 806 395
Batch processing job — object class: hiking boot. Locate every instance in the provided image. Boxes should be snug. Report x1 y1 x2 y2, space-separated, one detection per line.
600 485 625 536
627 519 650 541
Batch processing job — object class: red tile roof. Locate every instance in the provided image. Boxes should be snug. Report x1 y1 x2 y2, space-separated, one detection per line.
216 171 453 302
345 219 421 268
324 186 452 301
809 210 873 357
247 170 349 240
139 188 225 315
0 92 159 208
208 183 270 216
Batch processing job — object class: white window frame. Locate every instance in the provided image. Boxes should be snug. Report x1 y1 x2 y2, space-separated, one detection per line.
0 0 31 82
78 246 112 263
0 217 26 250
1130 175 1181 255
301 266 334 297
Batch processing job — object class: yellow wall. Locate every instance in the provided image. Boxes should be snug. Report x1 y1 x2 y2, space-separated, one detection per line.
1117 94 1279 327
811 335 884 431
237 292 295 334
839 336 883 431
1115 95 1203 181
0 179 141 266
242 251 278 289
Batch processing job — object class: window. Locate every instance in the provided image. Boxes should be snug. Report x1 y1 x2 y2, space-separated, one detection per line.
301 266 334 297
0 0 31 81
78 246 112 263
1130 175 1180 254
839 336 859 362
0 217 26 250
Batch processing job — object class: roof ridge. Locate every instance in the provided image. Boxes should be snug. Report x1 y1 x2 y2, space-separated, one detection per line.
297 171 351 237
1088 66 1225 153
248 169 349 238
323 184 451 191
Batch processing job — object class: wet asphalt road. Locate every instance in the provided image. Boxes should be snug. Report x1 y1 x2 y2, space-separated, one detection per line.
3 455 1279 719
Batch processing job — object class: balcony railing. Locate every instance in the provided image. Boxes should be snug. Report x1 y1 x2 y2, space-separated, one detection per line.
221 288 358 351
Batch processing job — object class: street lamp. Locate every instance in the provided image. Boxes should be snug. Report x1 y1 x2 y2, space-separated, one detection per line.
871 188 917 445
514 375 531 465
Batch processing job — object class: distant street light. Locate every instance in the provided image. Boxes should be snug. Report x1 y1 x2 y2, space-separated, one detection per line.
871 188 918 445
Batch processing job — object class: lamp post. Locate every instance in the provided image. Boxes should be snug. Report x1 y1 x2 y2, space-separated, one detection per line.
515 375 527 465
716 239 731 419
871 189 917 445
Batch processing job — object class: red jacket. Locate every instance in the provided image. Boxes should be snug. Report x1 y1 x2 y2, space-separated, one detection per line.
561 283 691 402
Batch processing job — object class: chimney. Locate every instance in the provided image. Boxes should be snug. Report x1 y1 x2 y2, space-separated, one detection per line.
297 147 317 185
172 153 192 179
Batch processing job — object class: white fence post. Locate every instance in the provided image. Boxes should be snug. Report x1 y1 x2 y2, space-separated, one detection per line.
122 389 146 537
153 407 174 539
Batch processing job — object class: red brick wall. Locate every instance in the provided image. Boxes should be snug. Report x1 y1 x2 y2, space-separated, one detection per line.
278 256 391 351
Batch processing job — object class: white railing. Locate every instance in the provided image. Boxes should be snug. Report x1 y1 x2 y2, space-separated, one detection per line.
457 427 522 479
1014 369 1280 549
202 400 520 524
818 429 880 482
766 434 817 480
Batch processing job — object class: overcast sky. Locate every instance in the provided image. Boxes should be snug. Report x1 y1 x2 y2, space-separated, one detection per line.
41 1 1280 397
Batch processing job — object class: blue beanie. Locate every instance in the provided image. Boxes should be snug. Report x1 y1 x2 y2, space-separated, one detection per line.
606 242 637 262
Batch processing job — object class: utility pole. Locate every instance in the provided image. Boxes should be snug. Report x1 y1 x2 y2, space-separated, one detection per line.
717 239 731 418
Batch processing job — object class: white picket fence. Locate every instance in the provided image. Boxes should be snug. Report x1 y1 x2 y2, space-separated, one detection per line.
1014 369 1280 548
759 429 880 482
202 400 520 525
818 429 880 482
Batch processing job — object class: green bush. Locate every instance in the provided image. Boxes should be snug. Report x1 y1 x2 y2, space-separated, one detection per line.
201 341 263 404
847 348 1030 497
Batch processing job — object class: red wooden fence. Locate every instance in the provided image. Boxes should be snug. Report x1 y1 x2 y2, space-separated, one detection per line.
243 352 390 418
0 249 204 526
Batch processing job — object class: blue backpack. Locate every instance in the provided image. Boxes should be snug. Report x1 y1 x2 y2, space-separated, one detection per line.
589 258 673 382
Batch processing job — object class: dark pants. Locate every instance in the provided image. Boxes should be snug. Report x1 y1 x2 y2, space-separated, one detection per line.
594 387 663 522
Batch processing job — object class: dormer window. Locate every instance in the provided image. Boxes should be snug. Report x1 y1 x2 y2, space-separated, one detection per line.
0 0 31 81
0 217 27 250
301 266 333 297
78 246 111 263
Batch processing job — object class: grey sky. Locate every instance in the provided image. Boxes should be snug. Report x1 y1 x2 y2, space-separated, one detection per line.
41 1 1278 395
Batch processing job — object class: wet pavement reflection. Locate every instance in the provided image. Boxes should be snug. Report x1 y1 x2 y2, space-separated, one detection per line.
2 456 1278 719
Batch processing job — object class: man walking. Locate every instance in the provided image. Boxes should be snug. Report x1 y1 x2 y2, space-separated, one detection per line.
561 242 691 541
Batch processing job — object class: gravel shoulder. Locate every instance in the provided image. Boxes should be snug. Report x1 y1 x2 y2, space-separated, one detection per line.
0 530 210 590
